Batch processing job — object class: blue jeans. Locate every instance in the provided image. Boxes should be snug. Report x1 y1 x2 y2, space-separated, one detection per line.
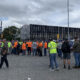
49 54 58 69
22 50 26 55
58 49 62 58
79 54 80 66
74 53 80 66
33 49 36 56
13 48 17 55
44 48 47 56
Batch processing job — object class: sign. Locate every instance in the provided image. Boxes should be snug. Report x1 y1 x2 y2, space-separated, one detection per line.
0 17 8 21
57 34 59 40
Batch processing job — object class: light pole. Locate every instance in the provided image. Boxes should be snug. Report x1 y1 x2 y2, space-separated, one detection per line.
0 21 2 33
67 0 70 40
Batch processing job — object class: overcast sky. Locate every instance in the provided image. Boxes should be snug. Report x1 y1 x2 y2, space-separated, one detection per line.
0 0 80 29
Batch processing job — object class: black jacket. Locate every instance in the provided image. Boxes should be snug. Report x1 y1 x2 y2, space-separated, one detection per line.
1 47 7 57
61 41 70 53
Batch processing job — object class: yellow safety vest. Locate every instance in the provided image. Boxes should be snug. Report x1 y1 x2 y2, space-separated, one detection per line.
48 41 57 54
1 42 4 48
8 42 12 48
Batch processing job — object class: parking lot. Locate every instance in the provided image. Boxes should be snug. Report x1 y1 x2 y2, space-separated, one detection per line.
0 55 80 80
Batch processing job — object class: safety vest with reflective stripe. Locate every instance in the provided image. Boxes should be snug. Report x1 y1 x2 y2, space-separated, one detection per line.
48 41 57 54
1 42 4 48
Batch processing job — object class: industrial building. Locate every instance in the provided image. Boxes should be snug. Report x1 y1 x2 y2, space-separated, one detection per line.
20 24 80 40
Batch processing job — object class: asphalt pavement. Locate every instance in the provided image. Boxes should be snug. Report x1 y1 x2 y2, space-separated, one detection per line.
0 54 80 80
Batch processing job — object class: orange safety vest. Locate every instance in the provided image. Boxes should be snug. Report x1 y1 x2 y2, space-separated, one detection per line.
27 41 32 47
22 43 26 50
39 42 43 47
14 41 18 48
26 42 28 45
44 42 47 48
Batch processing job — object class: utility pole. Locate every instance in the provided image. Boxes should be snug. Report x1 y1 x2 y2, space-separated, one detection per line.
67 0 70 40
0 21 3 39
0 21 2 33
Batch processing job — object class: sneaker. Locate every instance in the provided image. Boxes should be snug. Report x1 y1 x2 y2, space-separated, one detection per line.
55 67 59 71
49 68 55 71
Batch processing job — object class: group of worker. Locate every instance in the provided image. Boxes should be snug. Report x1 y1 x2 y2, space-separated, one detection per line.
13 40 48 56
48 37 80 71
0 37 80 72
0 39 48 69
0 39 48 56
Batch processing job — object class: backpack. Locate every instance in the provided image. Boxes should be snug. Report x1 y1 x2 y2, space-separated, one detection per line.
61 42 70 53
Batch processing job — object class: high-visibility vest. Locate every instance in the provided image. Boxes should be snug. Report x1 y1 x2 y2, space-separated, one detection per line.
19 42 23 45
39 42 43 47
27 41 32 47
48 41 57 54
44 42 47 48
8 42 12 48
22 43 26 50
1 42 4 48
14 41 18 48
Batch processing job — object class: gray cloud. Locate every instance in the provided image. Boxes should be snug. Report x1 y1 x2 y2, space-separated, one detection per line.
0 4 26 18
0 0 80 28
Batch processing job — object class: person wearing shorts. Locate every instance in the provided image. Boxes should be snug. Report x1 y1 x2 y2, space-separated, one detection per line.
61 39 71 70
63 53 71 60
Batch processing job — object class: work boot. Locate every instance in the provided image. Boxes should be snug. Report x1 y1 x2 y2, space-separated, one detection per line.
64 65 66 69
68 65 71 70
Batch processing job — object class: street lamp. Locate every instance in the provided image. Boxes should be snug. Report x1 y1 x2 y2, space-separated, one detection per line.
67 0 70 40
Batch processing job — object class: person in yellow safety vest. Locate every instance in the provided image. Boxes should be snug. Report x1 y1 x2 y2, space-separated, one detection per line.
48 38 59 71
1 41 4 48
8 41 12 54
0 41 4 54
19 41 23 45
0 40 2 54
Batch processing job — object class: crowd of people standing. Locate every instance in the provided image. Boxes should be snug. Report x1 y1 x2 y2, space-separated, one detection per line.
0 37 80 71
0 39 47 56
48 37 80 71
0 39 48 69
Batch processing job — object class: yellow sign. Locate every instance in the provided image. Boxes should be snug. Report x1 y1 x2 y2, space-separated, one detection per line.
57 34 59 39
